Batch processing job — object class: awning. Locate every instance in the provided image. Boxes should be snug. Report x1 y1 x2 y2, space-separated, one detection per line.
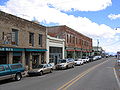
25 48 47 52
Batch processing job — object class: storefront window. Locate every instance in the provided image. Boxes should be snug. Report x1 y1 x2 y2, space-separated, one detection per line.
13 52 22 63
13 56 21 63
0 52 7 64
49 55 54 63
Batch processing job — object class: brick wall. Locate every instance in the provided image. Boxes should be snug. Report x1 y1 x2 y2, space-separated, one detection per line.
47 25 92 51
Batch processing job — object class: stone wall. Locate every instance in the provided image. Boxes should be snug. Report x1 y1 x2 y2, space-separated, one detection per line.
0 11 46 49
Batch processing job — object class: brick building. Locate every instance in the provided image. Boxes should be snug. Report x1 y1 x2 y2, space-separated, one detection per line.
0 11 47 70
47 25 92 59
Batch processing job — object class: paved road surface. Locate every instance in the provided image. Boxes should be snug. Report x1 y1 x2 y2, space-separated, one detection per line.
0 57 119 90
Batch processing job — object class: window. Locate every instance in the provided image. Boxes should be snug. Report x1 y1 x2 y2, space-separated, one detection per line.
70 35 72 43
76 38 77 44
12 29 18 45
67 34 69 43
0 66 5 71
5 65 10 70
10 64 22 69
39 34 42 47
29 32 34 46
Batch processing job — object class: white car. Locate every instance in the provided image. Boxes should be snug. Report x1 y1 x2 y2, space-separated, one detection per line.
93 56 99 61
74 59 84 66
81 57 90 63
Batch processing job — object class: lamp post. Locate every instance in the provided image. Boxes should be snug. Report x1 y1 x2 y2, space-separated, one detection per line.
97 39 99 55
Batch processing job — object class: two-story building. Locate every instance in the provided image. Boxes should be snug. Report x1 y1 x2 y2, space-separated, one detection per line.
47 25 92 59
0 11 47 70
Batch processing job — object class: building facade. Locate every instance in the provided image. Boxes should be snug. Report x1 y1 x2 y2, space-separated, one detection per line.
0 11 47 70
46 35 65 65
47 25 92 59
92 46 105 57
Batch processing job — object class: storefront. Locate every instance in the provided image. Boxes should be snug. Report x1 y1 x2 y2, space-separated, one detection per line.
13 52 22 63
49 47 63 65
25 48 47 69
0 47 47 70
0 47 25 64
65 47 75 59
47 35 65 65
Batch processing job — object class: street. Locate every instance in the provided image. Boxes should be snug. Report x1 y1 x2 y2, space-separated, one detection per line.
0 57 120 90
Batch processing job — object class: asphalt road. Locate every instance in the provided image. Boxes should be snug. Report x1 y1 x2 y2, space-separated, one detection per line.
0 57 120 90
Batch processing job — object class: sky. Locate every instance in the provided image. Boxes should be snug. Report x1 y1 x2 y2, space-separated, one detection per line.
0 0 120 54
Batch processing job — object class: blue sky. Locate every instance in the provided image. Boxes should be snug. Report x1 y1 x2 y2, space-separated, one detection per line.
0 0 120 54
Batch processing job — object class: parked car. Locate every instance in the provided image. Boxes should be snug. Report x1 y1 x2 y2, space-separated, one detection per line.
74 58 84 66
28 64 52 76
0 63 25 81
56 59 74 70
97 56 102 59
48 63 54 70
93 56 99 61
81 57 89 63
88 56 94 62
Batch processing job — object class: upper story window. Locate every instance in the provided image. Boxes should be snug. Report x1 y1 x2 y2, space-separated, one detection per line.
70 35 72 43
76 38 78 44
39 34 42 47
12 29 18 45
67 34 69 43
29 32 34 46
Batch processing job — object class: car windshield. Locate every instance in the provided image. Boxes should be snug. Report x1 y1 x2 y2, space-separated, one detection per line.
82 57 86 59
33 64 44 69
59 59 67 63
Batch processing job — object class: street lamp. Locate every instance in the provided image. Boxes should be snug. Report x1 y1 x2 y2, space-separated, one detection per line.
97 39 99 55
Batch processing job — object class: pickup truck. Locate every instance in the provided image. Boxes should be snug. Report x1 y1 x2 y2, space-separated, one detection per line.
0 63 25 81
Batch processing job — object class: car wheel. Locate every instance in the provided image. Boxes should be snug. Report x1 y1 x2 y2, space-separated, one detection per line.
39 71 43 76
15 73 21 81
66 65 68 69
50 69 52 73
72 65 74 68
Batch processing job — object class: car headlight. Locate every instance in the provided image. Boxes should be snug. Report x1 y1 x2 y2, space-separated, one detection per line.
62 64 66 67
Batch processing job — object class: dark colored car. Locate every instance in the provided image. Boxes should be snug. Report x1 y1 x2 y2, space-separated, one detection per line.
88 56 94 62
0 63 25 81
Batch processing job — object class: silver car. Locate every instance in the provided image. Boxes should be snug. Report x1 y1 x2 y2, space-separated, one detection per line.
56 59 74 70
28 64 52 76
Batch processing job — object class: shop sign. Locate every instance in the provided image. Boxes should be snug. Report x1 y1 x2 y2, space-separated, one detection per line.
0 47 24 51
0 47 13 51
65 47 75 50
26 48 47 52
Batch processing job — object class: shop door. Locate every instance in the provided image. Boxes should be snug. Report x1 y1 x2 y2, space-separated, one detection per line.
0 56 7 64
32 55 39 68
55 56 58 65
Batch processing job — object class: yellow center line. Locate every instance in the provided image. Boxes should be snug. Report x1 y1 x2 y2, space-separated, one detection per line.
57 60 108 90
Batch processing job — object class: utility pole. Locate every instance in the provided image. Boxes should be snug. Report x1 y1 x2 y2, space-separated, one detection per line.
97 39 99 55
